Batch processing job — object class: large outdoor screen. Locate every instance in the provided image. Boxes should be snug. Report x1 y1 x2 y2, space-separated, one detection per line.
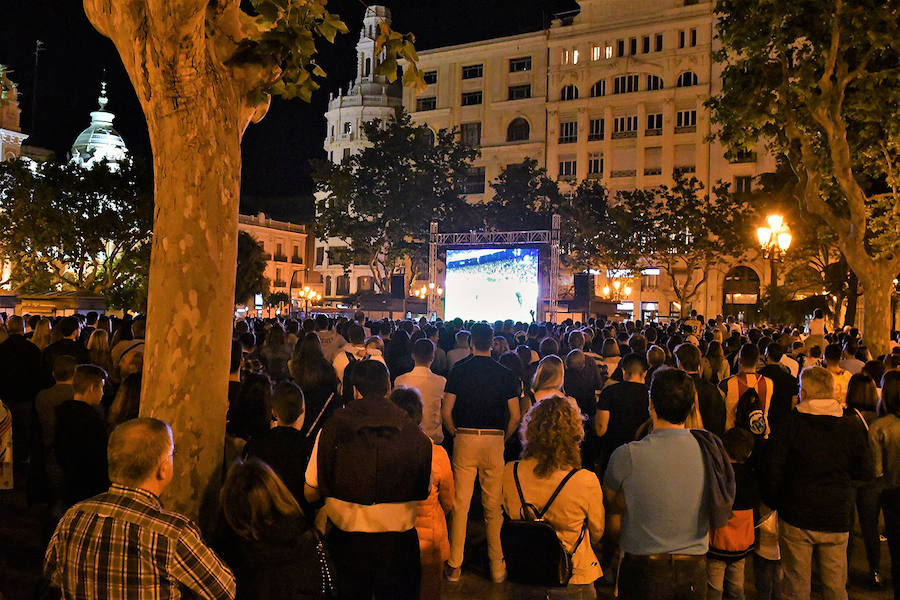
444 247 539 323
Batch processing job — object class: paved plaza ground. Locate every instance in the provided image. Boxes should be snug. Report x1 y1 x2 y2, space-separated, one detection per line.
0 469 893 600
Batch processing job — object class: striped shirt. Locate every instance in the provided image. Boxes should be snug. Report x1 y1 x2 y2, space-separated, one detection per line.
44 484 235 599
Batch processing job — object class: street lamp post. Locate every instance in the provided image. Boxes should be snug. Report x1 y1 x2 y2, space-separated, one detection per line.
295 286 322 316
756 214 792 323
413 282 443 320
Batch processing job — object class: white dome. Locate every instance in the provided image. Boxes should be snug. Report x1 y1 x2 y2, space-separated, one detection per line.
70 82 128 169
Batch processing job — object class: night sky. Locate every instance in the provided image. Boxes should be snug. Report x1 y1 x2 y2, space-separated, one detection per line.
1 0 577 221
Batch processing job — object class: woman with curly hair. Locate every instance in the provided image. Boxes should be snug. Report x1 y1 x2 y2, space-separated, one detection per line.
501 395 605 596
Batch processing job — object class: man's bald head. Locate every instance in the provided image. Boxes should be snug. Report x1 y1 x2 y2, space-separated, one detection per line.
108 418 173 487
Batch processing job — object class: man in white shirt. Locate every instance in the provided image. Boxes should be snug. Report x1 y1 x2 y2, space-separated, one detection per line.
394 338 445 443
446 330 471 371
333 324 385 392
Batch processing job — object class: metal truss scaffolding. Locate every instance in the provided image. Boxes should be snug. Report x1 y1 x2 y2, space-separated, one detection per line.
427 215 561 321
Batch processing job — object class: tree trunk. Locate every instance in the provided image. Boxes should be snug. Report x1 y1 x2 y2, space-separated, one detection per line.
858 270 894 358
140 94 242 520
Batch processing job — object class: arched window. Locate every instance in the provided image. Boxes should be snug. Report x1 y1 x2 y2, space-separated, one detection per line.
590 80 606 97
419 127 435 146
506 118 530 142
677 71 698 87
560 84 579 101
646 75 664 91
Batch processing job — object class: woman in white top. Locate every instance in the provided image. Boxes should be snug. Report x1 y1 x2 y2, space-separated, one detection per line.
807 308 827 352
501 395 605 595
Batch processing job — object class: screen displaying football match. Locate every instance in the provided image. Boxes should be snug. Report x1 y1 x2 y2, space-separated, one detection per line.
444 248 539 322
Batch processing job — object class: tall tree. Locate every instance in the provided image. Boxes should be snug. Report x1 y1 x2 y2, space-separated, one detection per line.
234 231 270 305
561 178 648 275
82 0 421 516
483 159 564 231
624 177 754 318
314 107 478 293
0 158 152 301
709 0 900 355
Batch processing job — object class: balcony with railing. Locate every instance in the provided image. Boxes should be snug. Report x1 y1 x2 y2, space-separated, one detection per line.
674 165 696 175
644 167 662 176
273 280 287 288
610 169 637 178
273 254 288 262
291 256 303 264
674 125 697 134
588 133 604 141
558 135 577 144
611 131 637 139
645 128 662 137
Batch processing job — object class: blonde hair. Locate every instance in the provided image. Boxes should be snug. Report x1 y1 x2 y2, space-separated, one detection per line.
521 395 583 477
800 366 835 401
87 328 111 371
31 319 53 350
531 355 564 393
221 458 302 541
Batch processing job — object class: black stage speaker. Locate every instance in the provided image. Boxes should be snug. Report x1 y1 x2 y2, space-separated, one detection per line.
390 273 406 299
574 273 592 303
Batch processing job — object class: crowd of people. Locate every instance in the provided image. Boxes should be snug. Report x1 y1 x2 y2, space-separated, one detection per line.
0 308 899 600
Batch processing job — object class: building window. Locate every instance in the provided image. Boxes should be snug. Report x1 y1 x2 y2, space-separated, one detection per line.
642 269 660 289
735 176 752 193
589 118 604 141
560 84 579 101
655 33 664 51
336 274 350 296
590 80 606 97
461 91 483 106
325 276 332 296
613 74 639 94
508 84 531 100
420 127 435 146
676 109 697 128
690 28 697 47
507 118 530 142
572 49 580 64
629 38 637 55
562 49 570 64
364 57 371 77
275 267 283 283
315 247 325 266
617 39 625 57
642 36 650 53
646 75 664 90
461 64 483 79
677 71 699 87
592 45 601 61
588 153 603 177
459 167 486 194
423 70 437 84
647 113 663 131
342 148 351 161
416 96 436 111
343 121 352 134
679 30 686 48
509 56 532 72
605 44 614 59
559 121 578 144
614 115 638 133
558 159 577 179
460 121 482 146
357 276 374 292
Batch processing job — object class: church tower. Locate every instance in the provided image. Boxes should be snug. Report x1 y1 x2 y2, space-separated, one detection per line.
0 65 28 161
315 6 403 300
322 5 402 165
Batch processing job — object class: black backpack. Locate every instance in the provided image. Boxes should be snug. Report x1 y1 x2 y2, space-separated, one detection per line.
340 351 366 405
736 376 767 438
500 462 586 587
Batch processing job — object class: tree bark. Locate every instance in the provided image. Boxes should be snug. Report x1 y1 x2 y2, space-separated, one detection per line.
858 269 894 358
82 0 255 520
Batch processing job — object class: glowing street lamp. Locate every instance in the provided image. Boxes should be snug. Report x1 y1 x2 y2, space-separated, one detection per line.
757 214 792 322
296 285 322 314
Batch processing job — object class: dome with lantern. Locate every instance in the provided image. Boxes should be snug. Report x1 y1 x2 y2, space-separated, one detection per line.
70 81 128 169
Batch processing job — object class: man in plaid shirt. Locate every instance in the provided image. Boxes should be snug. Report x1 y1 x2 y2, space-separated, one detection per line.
44 418 235 599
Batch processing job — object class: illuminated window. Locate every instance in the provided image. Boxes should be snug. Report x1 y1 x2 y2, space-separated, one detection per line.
592 45 601 61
